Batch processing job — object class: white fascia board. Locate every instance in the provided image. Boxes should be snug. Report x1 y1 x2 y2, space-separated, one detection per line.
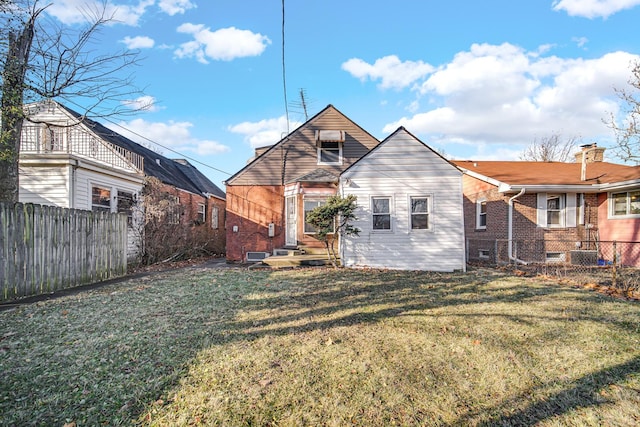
500 184 601 194
460 169 504 188
599 179 640 192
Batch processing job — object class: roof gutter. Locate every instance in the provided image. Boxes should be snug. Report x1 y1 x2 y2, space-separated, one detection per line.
508 188 529 265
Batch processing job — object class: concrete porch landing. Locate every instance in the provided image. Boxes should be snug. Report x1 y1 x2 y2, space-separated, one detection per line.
262 246 337 268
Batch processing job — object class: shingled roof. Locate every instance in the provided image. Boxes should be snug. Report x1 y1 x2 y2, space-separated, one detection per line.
453 160 640 192
56 102 225 200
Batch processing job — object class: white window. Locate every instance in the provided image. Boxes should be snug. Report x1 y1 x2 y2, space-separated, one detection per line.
317 141 342 164
611 191 640 217
476 199 487 229
546 252 566 263
479 249 490 259
197 203 206 224
211 206 219 229
410 196 429 230
304 198 334 234
167 195 180 224
536 193 576 228
92 186 111 212
117 191 135 225
547 194 564 227
372 197 391 231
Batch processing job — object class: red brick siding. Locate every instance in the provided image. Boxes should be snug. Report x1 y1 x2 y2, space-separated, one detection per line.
225 185 284 262
161 184 226 255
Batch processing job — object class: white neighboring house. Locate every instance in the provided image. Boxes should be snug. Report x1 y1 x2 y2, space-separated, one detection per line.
18 100 145 257
339 127 466 272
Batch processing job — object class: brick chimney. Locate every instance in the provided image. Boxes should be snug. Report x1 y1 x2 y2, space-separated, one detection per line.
574 143 605 164
576 143 606 181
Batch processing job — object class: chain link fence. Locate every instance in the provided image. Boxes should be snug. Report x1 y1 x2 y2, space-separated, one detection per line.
467 238 640 294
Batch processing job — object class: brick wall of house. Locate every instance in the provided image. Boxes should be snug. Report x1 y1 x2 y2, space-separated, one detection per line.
162 184 226 255
225 185 284 262
461 175 601 262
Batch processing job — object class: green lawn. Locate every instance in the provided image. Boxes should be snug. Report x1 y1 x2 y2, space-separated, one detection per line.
0 266 639 426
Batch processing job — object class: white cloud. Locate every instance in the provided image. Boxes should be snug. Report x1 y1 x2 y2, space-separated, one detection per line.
229 116 302 148
120 35 155 49
552 0 640 18
175 24 271 63
122 95 159 112
45 0 154 26
341 55 434 89
381 43 638 149
111 118 230 155
158 0 195 15
45 0 195 26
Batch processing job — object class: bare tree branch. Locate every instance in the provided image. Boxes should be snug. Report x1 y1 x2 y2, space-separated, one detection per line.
519 133 581 162
606 61 640 163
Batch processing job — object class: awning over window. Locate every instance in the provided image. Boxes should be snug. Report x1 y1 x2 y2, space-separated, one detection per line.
315 130 345 143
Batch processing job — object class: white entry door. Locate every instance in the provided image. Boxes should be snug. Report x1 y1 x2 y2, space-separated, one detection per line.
285 195 297 246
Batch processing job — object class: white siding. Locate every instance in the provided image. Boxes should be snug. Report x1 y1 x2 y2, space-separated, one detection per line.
19 166 70 207
340 129 465 272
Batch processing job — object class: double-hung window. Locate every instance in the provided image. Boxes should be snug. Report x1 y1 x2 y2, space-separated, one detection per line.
476 199 487 229
410 196 429 230
211 206 219 229
547 194 564 227
611 190 640 217
304 198 334 234
92 186 111 212
537 193 576 228
316 130 344 165
197 203 206 224
372 197 391 231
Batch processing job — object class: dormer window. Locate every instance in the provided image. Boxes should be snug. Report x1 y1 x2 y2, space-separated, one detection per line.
316 130 344 165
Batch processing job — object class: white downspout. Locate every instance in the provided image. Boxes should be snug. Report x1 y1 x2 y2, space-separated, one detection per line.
508 188 528 265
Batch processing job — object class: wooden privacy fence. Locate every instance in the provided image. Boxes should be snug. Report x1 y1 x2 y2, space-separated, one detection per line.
0 202 128 302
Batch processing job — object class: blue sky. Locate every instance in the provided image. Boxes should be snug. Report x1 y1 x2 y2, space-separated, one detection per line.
43 0 640 188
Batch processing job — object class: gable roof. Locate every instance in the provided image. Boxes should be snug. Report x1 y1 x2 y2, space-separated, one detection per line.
225 104 380 186
53 102 225 200
342 126 461 176
453 160 640 193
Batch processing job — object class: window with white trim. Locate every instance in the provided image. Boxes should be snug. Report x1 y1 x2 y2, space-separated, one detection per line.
197 203 206 224
92 186 111 212
611 190 640 217
211 206 219 229
372 197 391 231
476 199 487 229
536 193 576 228
547 194 565 227
117 191 135 225
317 141 342 164
410 196 429 230
304 198 334 234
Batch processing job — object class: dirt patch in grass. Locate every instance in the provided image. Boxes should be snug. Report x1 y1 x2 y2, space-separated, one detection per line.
1 267 639 426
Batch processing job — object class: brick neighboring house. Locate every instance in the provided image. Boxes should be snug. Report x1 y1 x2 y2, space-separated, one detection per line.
453 144 640 266
19 100 226 259
224 105 380 262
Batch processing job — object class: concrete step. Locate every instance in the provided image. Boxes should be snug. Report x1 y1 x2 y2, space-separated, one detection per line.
263 253 338 268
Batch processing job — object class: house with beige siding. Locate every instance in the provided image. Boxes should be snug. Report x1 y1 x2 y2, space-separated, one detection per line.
224 105 380 262
340 127 466 272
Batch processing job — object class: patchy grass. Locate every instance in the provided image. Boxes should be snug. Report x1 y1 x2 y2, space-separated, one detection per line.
0 267 639 426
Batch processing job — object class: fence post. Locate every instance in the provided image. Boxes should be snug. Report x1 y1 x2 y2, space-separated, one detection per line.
612 240 617 289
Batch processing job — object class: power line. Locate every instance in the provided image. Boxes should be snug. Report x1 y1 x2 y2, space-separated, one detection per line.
281 0 290 134
103 117 232 176
64 97 232 176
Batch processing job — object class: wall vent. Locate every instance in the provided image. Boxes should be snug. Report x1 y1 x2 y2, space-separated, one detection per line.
246 252 270 263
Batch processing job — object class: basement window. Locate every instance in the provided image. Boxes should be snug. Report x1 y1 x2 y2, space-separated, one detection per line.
545 252 566 263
